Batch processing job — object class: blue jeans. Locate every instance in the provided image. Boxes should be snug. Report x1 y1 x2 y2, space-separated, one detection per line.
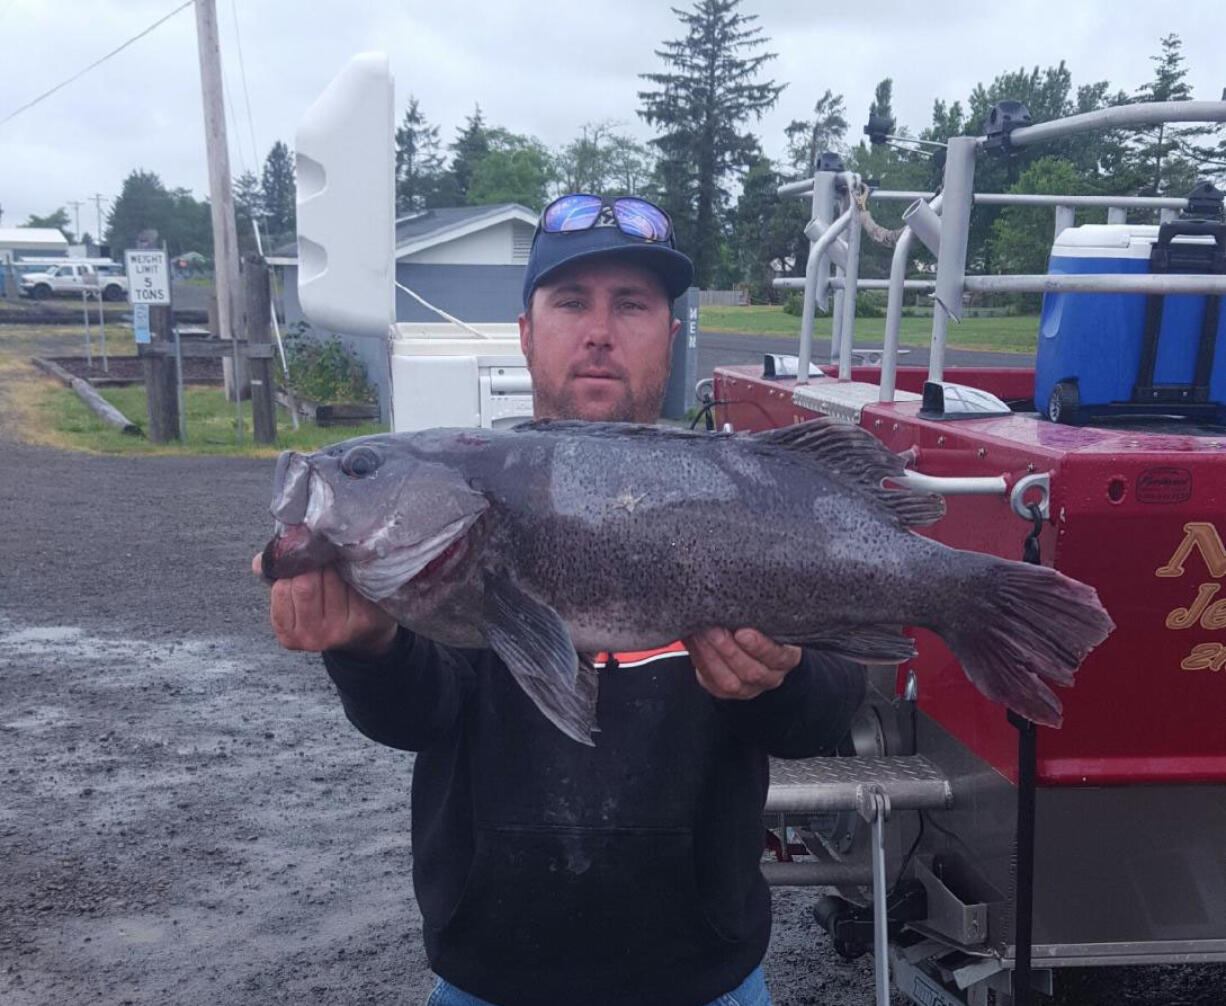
426 965 772 1006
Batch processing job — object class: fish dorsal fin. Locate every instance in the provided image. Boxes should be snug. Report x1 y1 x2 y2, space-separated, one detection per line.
751 419 944 527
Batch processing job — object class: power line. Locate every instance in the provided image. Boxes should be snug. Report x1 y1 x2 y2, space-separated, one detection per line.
230 0 261 169
0 0 194 128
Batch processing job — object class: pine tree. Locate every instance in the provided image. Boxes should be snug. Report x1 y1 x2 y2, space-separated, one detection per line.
233 170 263 250
395 97 444 213
1129 34 1202 196
448 106 491 205
638 0 784 287
784 90 848 176
261 140 296 240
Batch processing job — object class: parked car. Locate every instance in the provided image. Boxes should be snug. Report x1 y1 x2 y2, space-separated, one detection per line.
20 261 128 301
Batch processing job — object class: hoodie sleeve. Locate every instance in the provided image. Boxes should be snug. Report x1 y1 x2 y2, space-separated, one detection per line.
723 649 866 759
322 627 475 752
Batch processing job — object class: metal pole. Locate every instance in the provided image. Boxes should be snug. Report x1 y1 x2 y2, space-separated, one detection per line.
1053 205 1075 240
82 289 93 368
838 175 863 381
252 219 298 431
810 171 838 313
193 0 244 402
796 206 852 387
96 285 108 373
1106 206 1127 225
881 194 944 403
871 797 890 1006
929 137 977 384
1005 99 1226 147
166 242 186 441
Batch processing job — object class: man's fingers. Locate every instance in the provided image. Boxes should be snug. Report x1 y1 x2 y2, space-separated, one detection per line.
251 552 263 577
270 579 298 644
687 632 756 699
733 628 801 673
705 628 787 690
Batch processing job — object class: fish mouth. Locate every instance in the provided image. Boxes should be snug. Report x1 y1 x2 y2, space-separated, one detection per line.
261 522 340 580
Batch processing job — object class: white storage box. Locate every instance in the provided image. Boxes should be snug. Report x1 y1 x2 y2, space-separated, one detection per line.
390 323 535 432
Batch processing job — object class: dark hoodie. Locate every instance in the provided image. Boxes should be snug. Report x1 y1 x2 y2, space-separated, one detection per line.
324 631 863 1006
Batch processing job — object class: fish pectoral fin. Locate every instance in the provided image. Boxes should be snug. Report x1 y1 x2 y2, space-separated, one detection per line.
801 625 916 664
483 575 599 746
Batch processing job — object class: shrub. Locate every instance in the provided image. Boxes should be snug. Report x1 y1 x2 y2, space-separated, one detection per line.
284 325 377 404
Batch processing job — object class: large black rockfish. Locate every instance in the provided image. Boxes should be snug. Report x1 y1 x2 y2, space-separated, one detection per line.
262 419 1114 744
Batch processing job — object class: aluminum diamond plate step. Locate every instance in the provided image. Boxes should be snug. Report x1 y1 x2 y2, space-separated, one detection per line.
792 379 922 424
766 755 953 813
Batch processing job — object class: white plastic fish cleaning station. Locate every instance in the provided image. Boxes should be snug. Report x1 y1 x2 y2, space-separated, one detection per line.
292 53 1226 1006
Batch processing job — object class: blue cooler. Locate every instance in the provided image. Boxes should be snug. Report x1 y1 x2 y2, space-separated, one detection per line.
1034 220 1226 424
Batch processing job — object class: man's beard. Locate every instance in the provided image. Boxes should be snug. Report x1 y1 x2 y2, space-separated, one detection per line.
535 371 668 423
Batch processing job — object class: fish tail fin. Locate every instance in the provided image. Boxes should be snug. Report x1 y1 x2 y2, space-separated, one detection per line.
944 561 1115 727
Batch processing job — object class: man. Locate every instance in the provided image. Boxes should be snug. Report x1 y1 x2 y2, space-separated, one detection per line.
256 194 865 1006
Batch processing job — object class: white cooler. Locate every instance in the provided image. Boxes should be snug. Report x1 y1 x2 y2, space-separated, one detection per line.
390 323 535 432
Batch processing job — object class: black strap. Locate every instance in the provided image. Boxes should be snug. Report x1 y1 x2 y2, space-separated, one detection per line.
1134 220 1226 405
1009 501 1043 1006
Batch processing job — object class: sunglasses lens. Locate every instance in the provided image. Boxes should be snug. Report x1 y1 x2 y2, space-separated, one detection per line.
613 198 671 241
542 194 603 232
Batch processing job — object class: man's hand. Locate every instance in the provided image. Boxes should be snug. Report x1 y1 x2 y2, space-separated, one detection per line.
251 553 398 656
684 628 802 700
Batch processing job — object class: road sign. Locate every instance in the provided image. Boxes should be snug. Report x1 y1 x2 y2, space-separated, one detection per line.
124 249 170 305
133 304 151 344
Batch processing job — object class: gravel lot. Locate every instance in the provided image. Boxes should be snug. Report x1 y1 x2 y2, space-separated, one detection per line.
0 392 890 1004
1 342 1220 1005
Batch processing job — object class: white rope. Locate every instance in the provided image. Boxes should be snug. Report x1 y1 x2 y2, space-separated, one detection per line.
395 281 492 339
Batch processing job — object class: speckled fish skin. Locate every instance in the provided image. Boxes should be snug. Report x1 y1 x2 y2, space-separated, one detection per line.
263 419 1114 742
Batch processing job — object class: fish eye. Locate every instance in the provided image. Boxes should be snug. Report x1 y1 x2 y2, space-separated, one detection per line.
341 445 381 478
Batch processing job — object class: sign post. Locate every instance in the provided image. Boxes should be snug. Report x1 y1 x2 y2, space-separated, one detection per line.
128 246 180 443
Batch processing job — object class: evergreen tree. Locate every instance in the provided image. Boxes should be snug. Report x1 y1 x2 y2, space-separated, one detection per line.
395 96 444 213
233 170 263 251
447 106 491 204
638 0 784 287
106 171 212 256
22 208 73 240
784 89 848 175
1129 34 1202 196
261 140 296 240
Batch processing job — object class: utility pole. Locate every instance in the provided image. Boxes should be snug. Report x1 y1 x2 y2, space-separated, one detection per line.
68 200 83 241
193 0 245 400
91 194 108 242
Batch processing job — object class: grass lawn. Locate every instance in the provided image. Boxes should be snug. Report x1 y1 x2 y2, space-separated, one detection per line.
699 305 1039 355
1 319 385 456
20 379 385 456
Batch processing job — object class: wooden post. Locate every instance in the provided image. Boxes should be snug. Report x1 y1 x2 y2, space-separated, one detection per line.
243 253 276 444
143 305 181 443
193 0 245 402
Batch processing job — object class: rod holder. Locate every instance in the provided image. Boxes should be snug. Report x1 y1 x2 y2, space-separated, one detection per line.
902 198 942 257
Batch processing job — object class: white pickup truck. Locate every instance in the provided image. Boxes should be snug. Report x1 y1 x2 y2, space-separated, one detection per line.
20 261 129 301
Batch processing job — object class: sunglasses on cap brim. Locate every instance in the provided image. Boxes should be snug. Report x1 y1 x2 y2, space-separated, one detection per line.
538 194 674 244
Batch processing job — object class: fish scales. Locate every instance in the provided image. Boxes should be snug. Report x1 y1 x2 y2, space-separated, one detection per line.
262 418 1115 745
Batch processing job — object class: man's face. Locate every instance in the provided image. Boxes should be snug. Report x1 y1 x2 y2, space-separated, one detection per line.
518 259 681 423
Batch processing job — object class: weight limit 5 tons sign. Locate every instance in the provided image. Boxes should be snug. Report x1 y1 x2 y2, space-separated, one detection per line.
124 250 171 305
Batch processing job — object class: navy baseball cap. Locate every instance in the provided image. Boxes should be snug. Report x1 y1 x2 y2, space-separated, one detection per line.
522 195 694 307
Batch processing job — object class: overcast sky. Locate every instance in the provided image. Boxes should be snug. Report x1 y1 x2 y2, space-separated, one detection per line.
1 0 1223 234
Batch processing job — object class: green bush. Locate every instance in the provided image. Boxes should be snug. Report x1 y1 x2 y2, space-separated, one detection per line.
284 325 377 404
781 291 804 316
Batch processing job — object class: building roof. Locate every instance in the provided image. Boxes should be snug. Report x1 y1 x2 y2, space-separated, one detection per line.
0 227 70 250
270 203 538 261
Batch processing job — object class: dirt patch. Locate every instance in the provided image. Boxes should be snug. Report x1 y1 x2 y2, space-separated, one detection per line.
45 354 223 386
